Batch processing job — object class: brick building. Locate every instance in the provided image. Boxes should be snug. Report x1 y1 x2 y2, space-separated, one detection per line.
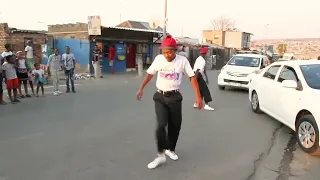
0 23 47 63
202 30 252 50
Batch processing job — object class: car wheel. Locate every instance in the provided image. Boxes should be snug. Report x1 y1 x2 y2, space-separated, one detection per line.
296 114 320 155
218 86 225 90
251 91 262 113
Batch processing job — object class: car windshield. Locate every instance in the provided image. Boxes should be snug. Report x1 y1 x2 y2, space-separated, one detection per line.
227 56 261 67
300 64 320 90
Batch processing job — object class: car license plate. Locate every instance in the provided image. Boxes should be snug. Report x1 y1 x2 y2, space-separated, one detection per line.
230 82 239 86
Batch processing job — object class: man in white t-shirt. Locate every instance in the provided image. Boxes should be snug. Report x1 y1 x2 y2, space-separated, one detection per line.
25 40 35 65
193 47 214 111
136 35 202 169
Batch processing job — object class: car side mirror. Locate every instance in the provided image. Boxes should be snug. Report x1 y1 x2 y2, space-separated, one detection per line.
282 80 297 89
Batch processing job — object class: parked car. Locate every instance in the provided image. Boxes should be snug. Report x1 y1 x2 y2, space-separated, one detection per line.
218 54 268 90
249 60 320 155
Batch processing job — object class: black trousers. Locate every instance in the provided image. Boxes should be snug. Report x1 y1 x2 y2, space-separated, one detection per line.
153 91 183 152
197 73 212 104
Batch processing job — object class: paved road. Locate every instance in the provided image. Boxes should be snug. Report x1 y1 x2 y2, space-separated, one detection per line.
0 71 319 180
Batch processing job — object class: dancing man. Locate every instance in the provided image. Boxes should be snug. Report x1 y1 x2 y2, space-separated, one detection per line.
136 35 202 169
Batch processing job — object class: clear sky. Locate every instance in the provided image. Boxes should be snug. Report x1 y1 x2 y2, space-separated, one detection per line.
1 0 319 40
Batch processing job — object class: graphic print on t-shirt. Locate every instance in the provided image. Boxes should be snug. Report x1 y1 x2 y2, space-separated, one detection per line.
159 67 180 81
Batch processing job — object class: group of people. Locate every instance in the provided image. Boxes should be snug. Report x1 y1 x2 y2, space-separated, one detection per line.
136 35 214 169
0 43 77 105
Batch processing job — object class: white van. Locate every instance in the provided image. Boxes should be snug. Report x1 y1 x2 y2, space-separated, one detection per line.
217 54 268 90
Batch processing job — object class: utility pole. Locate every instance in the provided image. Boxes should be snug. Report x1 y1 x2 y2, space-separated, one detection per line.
163 0 167 38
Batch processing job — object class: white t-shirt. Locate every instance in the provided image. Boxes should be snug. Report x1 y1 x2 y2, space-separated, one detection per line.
32 69 44 77
18 59 27 69
147 54 195 91
1 51 13 59
25 46 33 58
193 56 206 75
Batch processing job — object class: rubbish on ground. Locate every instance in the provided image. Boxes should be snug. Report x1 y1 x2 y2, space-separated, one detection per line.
74 73 93 80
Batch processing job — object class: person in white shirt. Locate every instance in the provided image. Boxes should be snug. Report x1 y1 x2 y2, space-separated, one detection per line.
16 51 31 98
136 35 202 169
61 46 76 93
25 40 34 65
47 49 62 96
1 44 13 63
193 47 214 111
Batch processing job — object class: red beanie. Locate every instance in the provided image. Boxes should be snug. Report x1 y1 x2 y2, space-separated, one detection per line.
200 47 208 54
160 35 178 50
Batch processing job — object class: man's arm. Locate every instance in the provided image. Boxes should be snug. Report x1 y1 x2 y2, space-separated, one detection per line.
184 59 201 99
47 55 52 75
61 54 65 69
72 54 76 67
138 74 154 92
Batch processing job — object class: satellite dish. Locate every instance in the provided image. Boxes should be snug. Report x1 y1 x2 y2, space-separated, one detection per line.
149 19 160 29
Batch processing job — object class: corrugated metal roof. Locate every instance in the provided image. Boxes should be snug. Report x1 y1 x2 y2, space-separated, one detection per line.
102 26 163 33
128 20 148 30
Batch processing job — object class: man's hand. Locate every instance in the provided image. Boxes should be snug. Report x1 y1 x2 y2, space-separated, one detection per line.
195 96 202 110
136 89 143 100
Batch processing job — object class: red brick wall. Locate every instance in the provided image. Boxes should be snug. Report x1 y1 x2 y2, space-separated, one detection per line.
0 23 9 52
6 33 46 62
0 23 46 63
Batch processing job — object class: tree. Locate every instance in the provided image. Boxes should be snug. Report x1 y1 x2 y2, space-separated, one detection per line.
277 44 287 56
211 16 236 31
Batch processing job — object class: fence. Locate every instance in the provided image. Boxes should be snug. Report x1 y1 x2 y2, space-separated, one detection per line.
187 47 235 70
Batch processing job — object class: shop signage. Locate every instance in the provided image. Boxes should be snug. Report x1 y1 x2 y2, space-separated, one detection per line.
88 16 101 35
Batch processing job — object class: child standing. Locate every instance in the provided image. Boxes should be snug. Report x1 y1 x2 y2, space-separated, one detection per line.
32 63 45 97
16 51 31 98
2 55 20 104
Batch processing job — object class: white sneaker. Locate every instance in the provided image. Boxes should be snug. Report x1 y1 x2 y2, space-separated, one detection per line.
165 150 179 160
204 105 214 111
193 103 197 108
53 92 59 96
56 91 63 94
147 154 166 169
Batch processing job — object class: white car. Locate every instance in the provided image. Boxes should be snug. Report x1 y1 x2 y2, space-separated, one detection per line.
218 54 269 90
249 60 320 155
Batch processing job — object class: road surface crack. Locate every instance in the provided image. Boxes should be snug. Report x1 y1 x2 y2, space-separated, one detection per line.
276 134 297 180
245 124 283 180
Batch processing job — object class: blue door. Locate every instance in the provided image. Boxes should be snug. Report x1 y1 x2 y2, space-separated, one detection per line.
114 43 126 73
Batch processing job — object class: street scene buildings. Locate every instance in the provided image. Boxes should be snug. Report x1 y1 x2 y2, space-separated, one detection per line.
1 13 320 180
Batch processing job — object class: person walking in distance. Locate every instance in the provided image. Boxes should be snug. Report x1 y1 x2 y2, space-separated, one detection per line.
108 44 115 74
92 45 102 79
2 55 20 104
48 49 62 96
136 35 203 169
193 47 214 111
61 46 76 93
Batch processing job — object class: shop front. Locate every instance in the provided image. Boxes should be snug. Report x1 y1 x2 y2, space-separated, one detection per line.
90 27 162 74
